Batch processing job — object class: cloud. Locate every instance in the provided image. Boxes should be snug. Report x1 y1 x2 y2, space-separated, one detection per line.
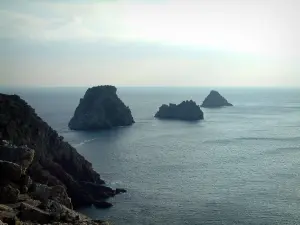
0 0 128 40
1 0 299 53
0 0 299 87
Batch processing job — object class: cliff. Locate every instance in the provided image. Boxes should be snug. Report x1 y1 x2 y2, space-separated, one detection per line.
201 90 233 108
0 140 110 225
155 100 204 121
0 93 125 224
69 86 134 130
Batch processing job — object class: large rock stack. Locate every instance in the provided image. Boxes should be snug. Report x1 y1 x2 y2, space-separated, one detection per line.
69 85 134 130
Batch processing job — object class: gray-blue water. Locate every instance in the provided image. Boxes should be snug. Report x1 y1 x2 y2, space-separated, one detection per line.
2 87 300 225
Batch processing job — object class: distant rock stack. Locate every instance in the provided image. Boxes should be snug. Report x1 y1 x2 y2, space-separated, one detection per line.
69 85 134 130
155 100 204 121
201 90 233 108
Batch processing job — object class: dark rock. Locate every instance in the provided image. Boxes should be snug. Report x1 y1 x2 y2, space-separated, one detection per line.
0 160 22 182
46 200 91 223
0 185 20 204
115 188 127 194
201 90 233 108
68 85 134 130
29 183 51 204
155 100 204 121
79 182 115 199
93 201 113 209
0 141 35 174
20 175 32 190
49 185 73 209
19 202 51 224
30 183 72 209
20 186 28 194
0 93 115 209
0 204 16 221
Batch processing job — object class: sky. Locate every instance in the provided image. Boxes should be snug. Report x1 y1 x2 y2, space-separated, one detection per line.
0 0 299 87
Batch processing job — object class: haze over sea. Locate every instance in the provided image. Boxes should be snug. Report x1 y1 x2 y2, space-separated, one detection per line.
1 87 300 225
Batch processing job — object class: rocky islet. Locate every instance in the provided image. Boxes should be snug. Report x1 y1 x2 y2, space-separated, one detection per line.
201 90 233 108
155 100 204 121
69 85 134 130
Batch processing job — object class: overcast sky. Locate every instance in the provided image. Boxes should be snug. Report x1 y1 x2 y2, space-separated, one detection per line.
0 0 299 87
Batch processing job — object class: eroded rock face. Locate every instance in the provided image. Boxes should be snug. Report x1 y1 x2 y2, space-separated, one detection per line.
0 94 125 208
155 100 204 121
201 90 233 108
0 93 126 224
68 85 134 130
0 142 34 174
30 183 72 209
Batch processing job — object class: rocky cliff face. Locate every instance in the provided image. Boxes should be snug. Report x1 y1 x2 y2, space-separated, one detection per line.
0 141 108 225
155 100 204 121
69 86 134 130
0 93 125 216
201 90 233 108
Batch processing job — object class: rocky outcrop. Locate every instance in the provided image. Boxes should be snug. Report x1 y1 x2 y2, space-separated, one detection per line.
69 85 134 130
155 100 204 121
0 93 126 224
0 142 34 174
201 90 233 108
30 183 72 209
0 142 111 225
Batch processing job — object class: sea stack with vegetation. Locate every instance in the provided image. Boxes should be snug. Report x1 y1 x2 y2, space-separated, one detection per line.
69 85 134 130
201 90 233 108
155 100 204 121
0 93 125 224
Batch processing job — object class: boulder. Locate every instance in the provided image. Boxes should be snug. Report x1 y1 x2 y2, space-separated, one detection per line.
0 160 22 182
29 183 51 204
0 141 35 174
46 200 90 223
0 205 14 212
68 85 134 130
50 185 73 209
30 183 72 209
0 204 17 225
201 90 233 108
0 185 20 204
155 100 204 121
0 204 16 224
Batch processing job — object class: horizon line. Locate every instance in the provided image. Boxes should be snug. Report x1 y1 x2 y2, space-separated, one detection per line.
0 85 299 89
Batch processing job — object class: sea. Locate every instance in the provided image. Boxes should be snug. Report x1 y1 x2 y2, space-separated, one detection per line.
1 87 300 225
